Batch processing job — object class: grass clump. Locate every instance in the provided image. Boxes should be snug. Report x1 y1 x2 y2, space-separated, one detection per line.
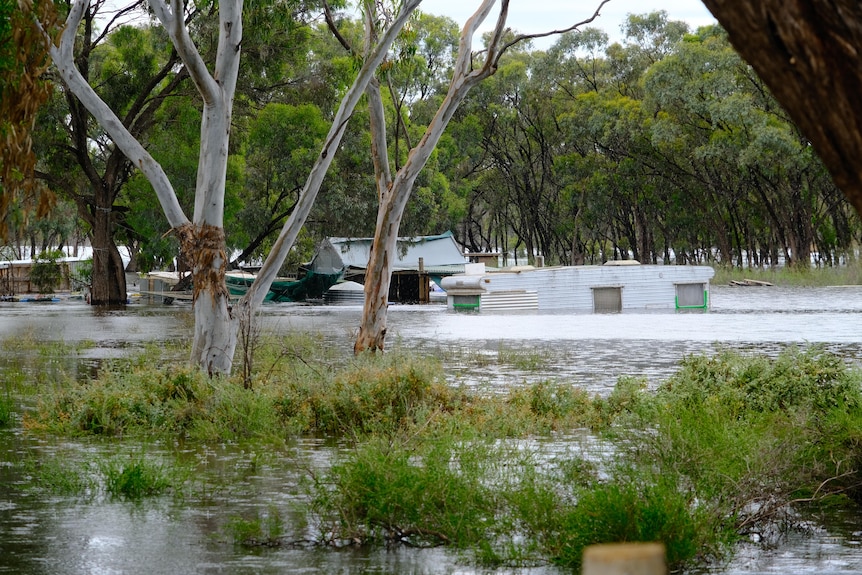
25 451 183 500
311 435 504 549
0 391 11 427
226 505 286 546
276 349 461 436
100 455 175 499
546 474 716 569
26 456 97 496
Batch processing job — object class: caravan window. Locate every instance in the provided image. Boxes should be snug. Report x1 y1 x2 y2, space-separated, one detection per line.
676 283 707 308
592 287 622 313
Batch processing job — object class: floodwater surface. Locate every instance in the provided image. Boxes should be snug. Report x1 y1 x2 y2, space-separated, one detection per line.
2 284 862 574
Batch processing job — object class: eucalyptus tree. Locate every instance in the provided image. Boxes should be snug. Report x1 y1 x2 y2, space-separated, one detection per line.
464 50 570 264
42 0 420 373
604 11 688 100
35 14 187 304
643 26 852 267
351 0 612 353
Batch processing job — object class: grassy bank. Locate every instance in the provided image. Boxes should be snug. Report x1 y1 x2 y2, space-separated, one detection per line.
712 260 862 286
4 334 862 571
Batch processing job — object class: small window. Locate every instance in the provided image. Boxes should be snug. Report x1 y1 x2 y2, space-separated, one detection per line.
452 294 480 309
592 287 622 313
676 283 707 308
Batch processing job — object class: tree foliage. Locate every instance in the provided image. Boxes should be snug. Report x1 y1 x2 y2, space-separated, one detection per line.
0 0 61 240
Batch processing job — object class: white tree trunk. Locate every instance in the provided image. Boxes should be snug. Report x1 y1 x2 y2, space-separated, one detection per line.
233 0 421 317
355 0 502 353
354 0 611 352
49 0 421 373
150 0 243 375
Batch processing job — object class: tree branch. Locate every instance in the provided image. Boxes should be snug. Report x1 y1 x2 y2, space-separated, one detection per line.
148 0 219 104
42 0 189 229
493 0 612 69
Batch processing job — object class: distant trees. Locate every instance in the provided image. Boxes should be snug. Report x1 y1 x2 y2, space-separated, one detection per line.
454 12 859 268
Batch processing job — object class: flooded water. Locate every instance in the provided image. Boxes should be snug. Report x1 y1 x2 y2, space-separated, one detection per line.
2 284 862 574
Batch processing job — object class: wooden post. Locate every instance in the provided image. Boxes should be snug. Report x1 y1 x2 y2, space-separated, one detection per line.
582 542 666 575
418 257 429 303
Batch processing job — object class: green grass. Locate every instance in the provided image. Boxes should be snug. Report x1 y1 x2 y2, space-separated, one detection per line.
25 456 97 496
6 333 862 572
0 391 11 427
712 260 862 286
100 455 175 499
25 451 184 499
226 505 286 546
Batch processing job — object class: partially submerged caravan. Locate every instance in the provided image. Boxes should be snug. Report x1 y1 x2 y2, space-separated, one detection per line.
440 261 715 312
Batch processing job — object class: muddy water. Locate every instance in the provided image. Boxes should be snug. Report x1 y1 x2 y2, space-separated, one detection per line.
2 284 862 574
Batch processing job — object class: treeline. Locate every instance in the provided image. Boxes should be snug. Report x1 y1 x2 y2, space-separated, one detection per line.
452 13 860 267
20 7 860 271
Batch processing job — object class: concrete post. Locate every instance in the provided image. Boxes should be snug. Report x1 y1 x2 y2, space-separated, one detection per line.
582 542 666 575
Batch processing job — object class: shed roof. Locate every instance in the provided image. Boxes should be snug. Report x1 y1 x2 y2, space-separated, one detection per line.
326 231 466 272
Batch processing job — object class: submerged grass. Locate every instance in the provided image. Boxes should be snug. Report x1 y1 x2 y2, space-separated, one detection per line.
25 450 185 500
6 332 862 571
0 389 11 427
226 505 286 546
25 333 603 441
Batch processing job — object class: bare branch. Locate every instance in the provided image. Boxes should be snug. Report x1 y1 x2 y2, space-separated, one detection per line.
148 0 219 104
322 0 356 56
43 0 189 229
493 0 612 68
91 0 146 47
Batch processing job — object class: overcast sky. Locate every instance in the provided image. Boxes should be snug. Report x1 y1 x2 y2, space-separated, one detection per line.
102 0 717 48
421 0 716 44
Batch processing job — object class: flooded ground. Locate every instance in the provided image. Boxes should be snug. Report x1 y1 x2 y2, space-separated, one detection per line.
2 284 862 573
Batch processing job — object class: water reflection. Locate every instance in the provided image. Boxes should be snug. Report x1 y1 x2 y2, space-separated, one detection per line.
2 284 862 574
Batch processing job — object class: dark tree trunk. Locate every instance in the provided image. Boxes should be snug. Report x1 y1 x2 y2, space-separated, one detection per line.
88 194 127 306
701 0 862 215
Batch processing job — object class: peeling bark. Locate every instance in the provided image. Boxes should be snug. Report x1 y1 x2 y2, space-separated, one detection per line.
175 222 236 375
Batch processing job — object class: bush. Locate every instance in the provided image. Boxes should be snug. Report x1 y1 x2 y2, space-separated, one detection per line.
276 349 461 436
311 435 501 548
624 347 862 538
100 455 173 499
551 476 708 569
30 249 65 293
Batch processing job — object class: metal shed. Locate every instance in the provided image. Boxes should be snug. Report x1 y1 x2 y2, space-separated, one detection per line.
326 231 466 303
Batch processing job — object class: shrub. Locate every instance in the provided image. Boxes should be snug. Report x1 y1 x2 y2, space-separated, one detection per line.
311 435 500 548
30 249 65 293
277 350 460 436
550 476 708 570
624 347 862 539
